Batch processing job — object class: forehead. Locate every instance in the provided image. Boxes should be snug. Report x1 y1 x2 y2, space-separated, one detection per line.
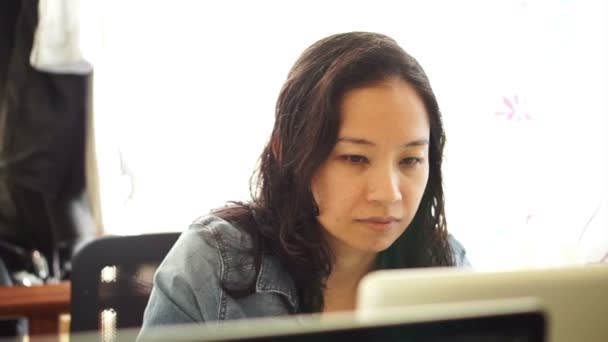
338 78 430 143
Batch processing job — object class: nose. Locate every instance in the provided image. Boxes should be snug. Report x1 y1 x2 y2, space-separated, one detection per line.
366 164 402 205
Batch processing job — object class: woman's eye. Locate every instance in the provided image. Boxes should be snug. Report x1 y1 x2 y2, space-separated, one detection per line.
342 155 369 164
401 157 423 166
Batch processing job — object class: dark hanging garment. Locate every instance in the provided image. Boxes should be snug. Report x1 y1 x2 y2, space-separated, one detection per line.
0 0 94 284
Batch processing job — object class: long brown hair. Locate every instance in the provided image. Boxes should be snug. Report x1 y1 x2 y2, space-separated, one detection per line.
215 31 454 313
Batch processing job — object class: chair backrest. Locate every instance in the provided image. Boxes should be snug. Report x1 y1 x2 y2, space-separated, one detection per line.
70 232 180 336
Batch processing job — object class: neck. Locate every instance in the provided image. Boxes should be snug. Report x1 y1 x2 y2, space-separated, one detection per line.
328 251 377 287
323 250 377 313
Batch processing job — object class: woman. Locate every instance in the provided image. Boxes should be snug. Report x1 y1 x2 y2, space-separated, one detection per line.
140 31 469 329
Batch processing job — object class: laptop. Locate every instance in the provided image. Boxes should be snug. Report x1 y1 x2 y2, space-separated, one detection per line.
357 264 608 342
130 297 544 342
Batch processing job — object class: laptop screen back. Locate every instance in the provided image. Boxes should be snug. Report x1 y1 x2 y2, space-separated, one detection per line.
357 265 608 342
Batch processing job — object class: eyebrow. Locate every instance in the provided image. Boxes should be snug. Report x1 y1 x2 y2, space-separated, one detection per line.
337 137 429 147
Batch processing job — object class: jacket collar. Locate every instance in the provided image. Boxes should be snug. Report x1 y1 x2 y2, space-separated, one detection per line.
256 253 299 312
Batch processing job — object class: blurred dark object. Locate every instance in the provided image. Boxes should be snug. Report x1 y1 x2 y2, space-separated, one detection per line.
70 233 180 339
0 0 94 337
0 0 94 279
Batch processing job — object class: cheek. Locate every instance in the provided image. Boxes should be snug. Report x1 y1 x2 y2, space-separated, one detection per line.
404 171 430 206
312 169 359 217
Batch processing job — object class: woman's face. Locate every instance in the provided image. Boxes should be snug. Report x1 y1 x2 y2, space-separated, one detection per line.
311 78 430 260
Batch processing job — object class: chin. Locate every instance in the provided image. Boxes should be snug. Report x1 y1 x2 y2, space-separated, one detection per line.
357 240 394 253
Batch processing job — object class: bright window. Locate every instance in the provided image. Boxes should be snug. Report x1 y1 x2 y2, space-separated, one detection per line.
91 0 608 270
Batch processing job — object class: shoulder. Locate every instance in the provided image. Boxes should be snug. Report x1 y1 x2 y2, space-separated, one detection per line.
189 214 255 254
447 234 471 267
160 214 252 271
163 214 257 287
153 215 244 291
143 215 257 324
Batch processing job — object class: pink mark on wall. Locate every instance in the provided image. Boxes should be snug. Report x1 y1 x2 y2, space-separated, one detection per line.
495 95 532 121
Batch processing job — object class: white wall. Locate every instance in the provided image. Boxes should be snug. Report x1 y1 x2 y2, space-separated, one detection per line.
91 0 608 270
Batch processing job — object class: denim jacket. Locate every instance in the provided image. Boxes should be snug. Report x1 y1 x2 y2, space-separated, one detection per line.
140 215 470 332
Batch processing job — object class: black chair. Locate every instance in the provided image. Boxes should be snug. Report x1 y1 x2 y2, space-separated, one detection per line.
70 232 180 338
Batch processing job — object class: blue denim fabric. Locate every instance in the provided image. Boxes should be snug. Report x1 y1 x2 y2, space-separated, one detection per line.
140 215 470 332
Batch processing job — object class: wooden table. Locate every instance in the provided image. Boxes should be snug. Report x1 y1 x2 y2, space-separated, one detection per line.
0 282 70 338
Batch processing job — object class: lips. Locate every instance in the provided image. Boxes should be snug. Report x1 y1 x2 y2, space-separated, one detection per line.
357 216 400 224
355 217 401 232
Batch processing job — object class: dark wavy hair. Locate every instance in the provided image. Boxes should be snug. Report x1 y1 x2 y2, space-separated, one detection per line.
214 31 455 313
